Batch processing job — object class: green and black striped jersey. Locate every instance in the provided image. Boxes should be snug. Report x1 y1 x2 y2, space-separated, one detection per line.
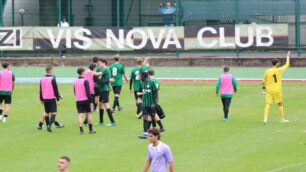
140 79 157 107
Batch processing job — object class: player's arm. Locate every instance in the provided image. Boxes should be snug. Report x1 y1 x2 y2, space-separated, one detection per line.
129 74 134 92
169 161 175 172
262 71 267 90
279 51 290 72
12 74 15 91
232 77 237 93
84 80 91 101
39 81 43 101
216 77 221 95
142 160 151 172
122 65 129 82
52 77 61 101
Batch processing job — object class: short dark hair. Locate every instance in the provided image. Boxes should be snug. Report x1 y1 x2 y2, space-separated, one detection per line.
114 57 120 62
92 56 99 63
99 59 107 65
136 57 144 65
148 128 161 140
272 59 279 66
147 69 154 76
140 72 148 81
46 65 53 73
77 67 85 75
89 63 96 71
2 63 9 68
59 156 70 163
223 66 229 72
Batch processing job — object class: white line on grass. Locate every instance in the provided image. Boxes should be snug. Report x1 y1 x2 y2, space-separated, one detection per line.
267 162 306 172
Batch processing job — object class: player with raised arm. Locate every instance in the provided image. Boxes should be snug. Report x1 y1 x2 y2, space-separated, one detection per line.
262 51 290 124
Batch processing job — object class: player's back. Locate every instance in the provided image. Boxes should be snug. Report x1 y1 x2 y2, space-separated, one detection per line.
110 63 124 86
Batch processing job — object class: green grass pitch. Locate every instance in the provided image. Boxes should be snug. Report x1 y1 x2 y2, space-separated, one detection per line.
0 83 306 172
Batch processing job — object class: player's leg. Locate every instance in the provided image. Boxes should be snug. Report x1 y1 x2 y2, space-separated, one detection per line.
2 95 12 123
112 86 117 111
276 93 289 123
154 114 165 132
139 108 149 139
221 98 226 119
78 113 84 134
116 86 123 111
94 87 100 111
86 112 96 133
264 93 273 124
0 97 3 121
224 98 232 120
37 112 45 130
43 101 52 132
136 92 143 118
97 92 104 125
104 101 116 126
48 99 57 131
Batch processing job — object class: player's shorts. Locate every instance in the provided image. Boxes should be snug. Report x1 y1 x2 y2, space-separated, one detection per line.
76 100 91 113
94 87 100 96
0 95 12 104
90 94 95 104
43 99 57 113
112 86 122 95
142 106 156 117
134 91 142 100
266 91 283 104
99 91 109 103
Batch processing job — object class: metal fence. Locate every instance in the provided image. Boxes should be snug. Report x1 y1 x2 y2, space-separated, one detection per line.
0 0 305 57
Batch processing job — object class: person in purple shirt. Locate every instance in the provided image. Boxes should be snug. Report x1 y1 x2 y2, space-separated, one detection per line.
142 128 175 172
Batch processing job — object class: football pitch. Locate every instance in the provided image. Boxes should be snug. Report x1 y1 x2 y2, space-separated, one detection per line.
0 81 306 171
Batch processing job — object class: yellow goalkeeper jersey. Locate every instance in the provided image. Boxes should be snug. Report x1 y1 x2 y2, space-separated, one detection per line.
263 58 289 93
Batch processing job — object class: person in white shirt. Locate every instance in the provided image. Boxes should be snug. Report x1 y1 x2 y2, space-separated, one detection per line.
57 16 70 58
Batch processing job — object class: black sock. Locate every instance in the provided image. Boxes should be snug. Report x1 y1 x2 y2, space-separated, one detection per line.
99 109 104 123
38 122 43 127
143 119 148 132
83 118 88 124
3 114 8 118
112 98 116 109
80 127 84 133
137 103 142 114
54 121 60 126
148 121 152 129
88 124 93 131
106 108 115 123
94 103 97 110
49 114 56 126
45 116 50 126
115 97 120 107
157 120 164 129
152 120 156 128
0 109 3 115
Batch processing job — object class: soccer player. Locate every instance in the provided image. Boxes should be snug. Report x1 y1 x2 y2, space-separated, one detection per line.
148 69 165 132
74 68 96 134
140 58 151 73
96 59 116 126
109 57 128 112
58 156 70 172
216 66 237 121
130 58 144 117
142 128 175 172
138 72 158 139
262 51 290 124
39 65 62 132
93 56 101 111
0 63 15 123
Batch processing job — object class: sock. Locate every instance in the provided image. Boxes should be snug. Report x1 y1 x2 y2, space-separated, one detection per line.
45 116 50 126
264 104 270 122
143 119 148 132
112 98 116 109
80 127 84 133
278 105 285 119
148 121 152 129
99 109 104 123
94 103 97 110
83 118 88 124
38 122 43 127
0 109 3 115
106 108 115 123
49 114 56 126
89 124 93 131
156 120 164 129
3 114 8 118
152 120 156 128
54 121 60 126
136 103 142 114
115 97 120 107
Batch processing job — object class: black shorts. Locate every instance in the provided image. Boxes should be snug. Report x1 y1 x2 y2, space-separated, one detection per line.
94 87 100 96
43 99 57 114
142 106 156 117
76 101 91 113
134 91 142 100
99 91 109 103
90 94 95 104
112 86 122 95
0 95 12 104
